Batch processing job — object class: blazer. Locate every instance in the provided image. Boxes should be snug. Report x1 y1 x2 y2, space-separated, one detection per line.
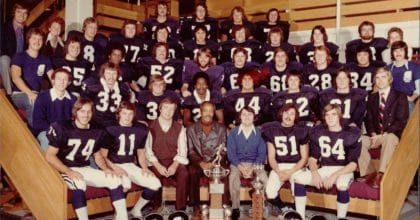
365 88 409 138
1 21 27 57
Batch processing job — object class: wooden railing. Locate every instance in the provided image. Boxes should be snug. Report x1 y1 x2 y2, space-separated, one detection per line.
207 0 419 31
26 0 57 26
0 89 67 220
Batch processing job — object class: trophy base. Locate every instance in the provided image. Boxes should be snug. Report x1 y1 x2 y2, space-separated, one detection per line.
209 208 224 220
209 183 225 194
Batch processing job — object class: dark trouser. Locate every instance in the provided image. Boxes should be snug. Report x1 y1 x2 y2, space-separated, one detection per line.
150 159 189 210
188 163 230 206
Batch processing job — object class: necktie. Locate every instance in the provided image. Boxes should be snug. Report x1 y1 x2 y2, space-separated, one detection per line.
16 27 24 53
379 92 386 132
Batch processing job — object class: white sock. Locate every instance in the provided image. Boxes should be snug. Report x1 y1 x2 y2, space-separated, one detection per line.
294 196 307 219
131 197 149 217
112 199 128 220
337 202 349 218
74 207 88 220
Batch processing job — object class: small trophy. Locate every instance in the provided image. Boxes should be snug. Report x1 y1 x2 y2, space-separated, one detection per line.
251 164 265 220
203 145 230 220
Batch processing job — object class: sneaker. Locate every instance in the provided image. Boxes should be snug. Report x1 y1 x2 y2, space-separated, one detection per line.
130 210 143 220
280 206 302 220
231 208 240 220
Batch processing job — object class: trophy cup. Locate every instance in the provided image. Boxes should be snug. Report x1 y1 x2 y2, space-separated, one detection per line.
251 164 265 220
203 145 230 220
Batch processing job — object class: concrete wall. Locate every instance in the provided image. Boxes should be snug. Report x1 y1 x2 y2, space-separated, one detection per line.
65 0 94 38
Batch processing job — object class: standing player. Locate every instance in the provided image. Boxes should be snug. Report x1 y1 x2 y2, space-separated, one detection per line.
381 27 413 65
10 28 54 127
82 63 131 127
345 20 388 63
319 68 367 128
262 104 310 217
254 8 290 43
294 104 362 219
41 17 65 58
137 42 183 91
182 48 224 96
271 70 319 123
182 72 223 127
45 97 128 220
302 45 342 91
223 71 271 127
219 6 255 42
109 20 146 66
182 24 219 61
67 17 108 72
298 25 339 65
219 25 261 64
136 75 181 122
179 2 219 42
221 47 260 93
262 48 303 94
146 24 183 59
143 1 179 42
345 45 383 93
260 27 296 63
101 101 161 218
53 37 92 97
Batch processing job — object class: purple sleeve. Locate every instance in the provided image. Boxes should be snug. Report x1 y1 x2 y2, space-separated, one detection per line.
347 135 362 163
11 53 24 67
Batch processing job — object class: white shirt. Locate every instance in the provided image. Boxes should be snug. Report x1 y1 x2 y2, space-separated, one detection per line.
238 124 256 140
145 118 189 165
379 86 391 102
193 89 210 104
50 88 71 101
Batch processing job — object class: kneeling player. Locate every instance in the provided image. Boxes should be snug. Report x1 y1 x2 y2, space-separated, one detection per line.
45 97 128 220
101 101 162 218
293 104 361 219
262 103 309 216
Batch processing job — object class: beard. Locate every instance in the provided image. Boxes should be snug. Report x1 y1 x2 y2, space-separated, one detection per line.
360 34 373 41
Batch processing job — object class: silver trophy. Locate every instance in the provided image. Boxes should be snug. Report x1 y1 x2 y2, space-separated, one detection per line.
203 144 230 219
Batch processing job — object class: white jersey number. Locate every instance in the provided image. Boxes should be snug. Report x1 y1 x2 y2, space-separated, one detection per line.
274 136 298 156
66 139 95 161
319 136 345 160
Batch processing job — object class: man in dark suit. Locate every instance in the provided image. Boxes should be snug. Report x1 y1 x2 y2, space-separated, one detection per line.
0 3 28 94
358 67 409 188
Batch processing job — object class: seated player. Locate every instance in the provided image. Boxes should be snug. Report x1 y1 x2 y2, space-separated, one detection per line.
254 8 290 43
187 101 229 217
262 104 310 217
298 25 339 65
271 70 319 123
41 17 65 58
319 68 367 128
294 104 362 219
136 75 181 122
109 19 146 67
101 101 161 218
219 6 255 42
82 62 131 127
146 24 183 59
137 42 183 91
303 45 342 91
10 28 53 127
381 27 413 65
67 17 108 72
179 2 219 42
345 20 387 63
219 25 261 64
260 27 296 63
53 37 93 97
358 67 409 188
182 47 224 96
143 1 179 42
182 24 219 61
227 106 268 220
221 47 260 93
182 72 223 127
223 70 271 127
388 41 419 111
345 45 383 93
33 68 76 150
262 47 303 93
145 98 189 211
0 2 28 95
45 97 128 220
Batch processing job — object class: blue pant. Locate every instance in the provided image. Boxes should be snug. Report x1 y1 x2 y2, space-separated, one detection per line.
37 131 49 151
11 92 34 127
0 55 11 94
